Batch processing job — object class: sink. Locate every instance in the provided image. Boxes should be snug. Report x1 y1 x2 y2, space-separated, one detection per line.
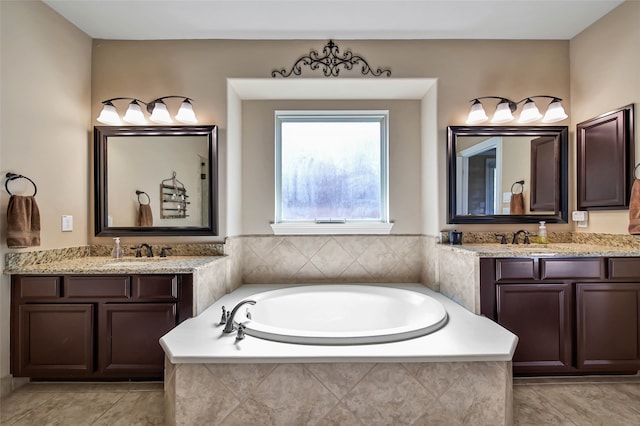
104 258 170 267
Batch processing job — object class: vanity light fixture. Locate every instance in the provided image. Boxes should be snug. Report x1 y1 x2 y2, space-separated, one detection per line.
97 96 197 125
466 95 567 125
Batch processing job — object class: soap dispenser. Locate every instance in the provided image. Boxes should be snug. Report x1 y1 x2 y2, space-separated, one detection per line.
111 237 125 259
538 221 548 244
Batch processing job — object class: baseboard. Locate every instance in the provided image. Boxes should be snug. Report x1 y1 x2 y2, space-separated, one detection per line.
0 374 29 398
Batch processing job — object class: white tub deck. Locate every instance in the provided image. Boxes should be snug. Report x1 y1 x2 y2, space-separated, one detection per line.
160 283 517 363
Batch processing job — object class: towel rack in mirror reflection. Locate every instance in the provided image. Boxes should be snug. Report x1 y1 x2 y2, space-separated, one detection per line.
4 173 37 196
160 172 189 219
136 190 151 205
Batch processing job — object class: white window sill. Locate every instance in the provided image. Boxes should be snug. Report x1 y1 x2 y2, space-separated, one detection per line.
270 222 394 235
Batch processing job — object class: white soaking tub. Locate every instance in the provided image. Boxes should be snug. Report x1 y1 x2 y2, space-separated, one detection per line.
241 285 448 345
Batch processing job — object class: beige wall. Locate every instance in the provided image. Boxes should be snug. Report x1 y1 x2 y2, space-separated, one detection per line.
91 38 571 239
570 0 640 234
0 1 92 388
242 100 422 234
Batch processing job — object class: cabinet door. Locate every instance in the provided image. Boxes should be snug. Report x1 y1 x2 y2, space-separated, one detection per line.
99 303 176 376
576 283 640 371
497 283 573 374
13 304 93 378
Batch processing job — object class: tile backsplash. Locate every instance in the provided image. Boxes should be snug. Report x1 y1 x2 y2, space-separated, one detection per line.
241 235 424 284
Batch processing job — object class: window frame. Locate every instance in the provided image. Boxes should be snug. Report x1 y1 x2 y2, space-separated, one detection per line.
272 110 392 235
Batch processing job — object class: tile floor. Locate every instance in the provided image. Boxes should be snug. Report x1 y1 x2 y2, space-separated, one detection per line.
1 376 639 425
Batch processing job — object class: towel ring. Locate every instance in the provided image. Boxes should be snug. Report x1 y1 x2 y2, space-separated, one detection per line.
634 164 640 180
5 173 37 196
510 180 525 194
136 190 150 205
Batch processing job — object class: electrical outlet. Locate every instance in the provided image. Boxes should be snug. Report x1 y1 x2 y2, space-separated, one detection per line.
61 215 73 232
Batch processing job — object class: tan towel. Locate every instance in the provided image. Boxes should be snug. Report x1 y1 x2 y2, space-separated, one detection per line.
136 204 153 227
6 195 41 248
629 179 640 234
510 193 525 215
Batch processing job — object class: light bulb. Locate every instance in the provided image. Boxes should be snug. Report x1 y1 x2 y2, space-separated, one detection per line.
149 101 172 124
491 100 515 124
123 100 147 124
96 102 121 125
542 99 568 123
518 99 542 123
466 100 488 124
175 99 197 124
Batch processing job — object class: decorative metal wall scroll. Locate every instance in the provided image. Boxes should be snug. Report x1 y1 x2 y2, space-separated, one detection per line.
272 40 391 78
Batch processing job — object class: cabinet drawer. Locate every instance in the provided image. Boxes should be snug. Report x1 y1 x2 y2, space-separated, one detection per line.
132 275 178 301
608 258 640 280
541 258 604 280
496 258 537 281
15 276 61 299
65 276 130 299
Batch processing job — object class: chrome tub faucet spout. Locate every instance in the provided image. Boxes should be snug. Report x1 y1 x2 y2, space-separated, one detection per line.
222 299 256 333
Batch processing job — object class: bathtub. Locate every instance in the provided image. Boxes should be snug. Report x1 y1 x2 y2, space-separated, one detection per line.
161 284 518 426
242 285 448 345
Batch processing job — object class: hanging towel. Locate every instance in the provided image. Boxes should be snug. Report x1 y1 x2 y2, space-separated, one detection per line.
510 193 525 215
136 204 153 227
6 195 41 248
629 179 640 234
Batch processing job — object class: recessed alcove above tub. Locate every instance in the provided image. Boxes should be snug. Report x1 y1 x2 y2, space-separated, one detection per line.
225 78 439 237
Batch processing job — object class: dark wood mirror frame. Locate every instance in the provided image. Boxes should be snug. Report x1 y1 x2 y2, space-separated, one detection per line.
447 125 568 224
94 125 218 236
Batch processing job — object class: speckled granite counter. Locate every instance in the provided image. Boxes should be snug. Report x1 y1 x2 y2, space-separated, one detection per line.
3 256 225 275
440 243 640 258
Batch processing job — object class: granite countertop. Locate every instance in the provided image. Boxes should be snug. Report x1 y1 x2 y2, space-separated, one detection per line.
441 243 640 258
4 255 225 275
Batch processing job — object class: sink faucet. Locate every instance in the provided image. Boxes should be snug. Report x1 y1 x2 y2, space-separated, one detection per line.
133 243 154 257
512 230 531 245
222 299 256 333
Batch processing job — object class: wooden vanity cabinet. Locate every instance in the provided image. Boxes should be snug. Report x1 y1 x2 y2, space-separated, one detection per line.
481 257 640 376
11 274 193 380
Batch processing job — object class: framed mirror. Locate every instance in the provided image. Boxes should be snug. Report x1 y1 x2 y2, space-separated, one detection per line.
94 125 218 236
447 126 568 224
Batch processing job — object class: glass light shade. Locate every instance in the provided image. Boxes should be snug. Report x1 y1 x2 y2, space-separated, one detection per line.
542 100 568 123
491 101 515 123
175 99 198 124
466 100 488 124
518 99 543 123
96 102 121 125
149 101 173 124
123 101 147 124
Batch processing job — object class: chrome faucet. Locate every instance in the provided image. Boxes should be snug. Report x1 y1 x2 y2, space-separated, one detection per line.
512 230 531 245
222 299 256 334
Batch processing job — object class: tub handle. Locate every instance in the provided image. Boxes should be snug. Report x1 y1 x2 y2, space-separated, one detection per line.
236 324 246 341
219 306 228 325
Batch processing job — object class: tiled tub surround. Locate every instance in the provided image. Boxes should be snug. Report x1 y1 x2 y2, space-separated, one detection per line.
241 235 426 285
161 284 517 426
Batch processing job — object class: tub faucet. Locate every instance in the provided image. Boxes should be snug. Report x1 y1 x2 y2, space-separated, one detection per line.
222 299 256 333
512 230 531 245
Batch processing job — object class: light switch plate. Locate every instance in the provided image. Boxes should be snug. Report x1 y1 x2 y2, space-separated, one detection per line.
61 215 73 232
572 211 589 228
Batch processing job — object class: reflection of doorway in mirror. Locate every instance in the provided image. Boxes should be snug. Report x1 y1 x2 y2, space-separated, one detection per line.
199 156 208 226
456 137 502 215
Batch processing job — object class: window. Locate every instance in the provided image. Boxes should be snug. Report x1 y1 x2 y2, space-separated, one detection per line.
273 110 391 234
